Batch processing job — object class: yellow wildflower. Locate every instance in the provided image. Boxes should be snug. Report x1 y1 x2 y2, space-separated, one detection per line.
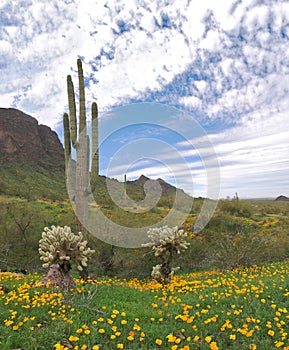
156 339 162 346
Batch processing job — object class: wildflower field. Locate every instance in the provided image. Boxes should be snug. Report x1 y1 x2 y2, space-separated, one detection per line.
1 261 289 350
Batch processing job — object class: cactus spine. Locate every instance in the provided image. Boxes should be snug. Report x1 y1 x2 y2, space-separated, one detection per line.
39 225 95 271
63 59 99 238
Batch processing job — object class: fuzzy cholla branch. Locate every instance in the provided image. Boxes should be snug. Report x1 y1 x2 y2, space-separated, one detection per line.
142 226 189 283
143 226 190 256
39 225 95 271
151 264 180 281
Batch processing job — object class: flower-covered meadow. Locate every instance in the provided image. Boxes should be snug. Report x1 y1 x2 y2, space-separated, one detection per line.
1 261 289 350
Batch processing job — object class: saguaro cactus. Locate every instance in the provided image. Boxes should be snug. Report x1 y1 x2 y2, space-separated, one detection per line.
63 59 99 236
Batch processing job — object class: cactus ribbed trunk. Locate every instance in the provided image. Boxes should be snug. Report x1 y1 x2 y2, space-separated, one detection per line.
62 59 99 280
91 102 99 192
75 132 88 236
76 59 88 239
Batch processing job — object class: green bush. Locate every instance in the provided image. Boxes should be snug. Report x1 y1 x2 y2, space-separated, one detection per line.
203 229 289 269
218 198 254 217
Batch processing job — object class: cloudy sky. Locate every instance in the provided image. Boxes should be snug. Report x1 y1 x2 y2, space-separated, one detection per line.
1 0 289 199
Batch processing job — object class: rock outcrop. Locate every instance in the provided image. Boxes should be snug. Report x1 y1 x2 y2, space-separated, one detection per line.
0 108 64 170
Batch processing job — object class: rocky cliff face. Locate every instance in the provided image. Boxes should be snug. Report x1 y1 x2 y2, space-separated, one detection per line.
0 108 64 170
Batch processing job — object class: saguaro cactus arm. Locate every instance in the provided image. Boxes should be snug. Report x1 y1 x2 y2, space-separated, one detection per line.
77 58 86 134
67 75 77 146
63 113 71 167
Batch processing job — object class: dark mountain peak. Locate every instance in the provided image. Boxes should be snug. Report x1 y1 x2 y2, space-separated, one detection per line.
0 107 64 170
275 195 289 202
131 175 179 196
0 107 66 199
139 174 150 181
132 175 150 186
0 107 38 125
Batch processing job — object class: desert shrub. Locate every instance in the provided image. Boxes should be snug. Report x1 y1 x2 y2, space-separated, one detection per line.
189 197 205 214
149 207 162 215
218 198 254 217
88 239 156 279
206 230 277 269
255 201 289 216
177 235 209 270
203 213 257 236
0 199 75 271
157 195 175 208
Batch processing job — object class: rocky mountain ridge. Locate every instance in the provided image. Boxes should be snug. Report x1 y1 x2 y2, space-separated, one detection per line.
0 108 66 199
0 108 64 170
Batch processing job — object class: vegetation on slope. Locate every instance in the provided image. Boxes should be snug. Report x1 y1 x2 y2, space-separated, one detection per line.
0 160 66 200
0 195 288 278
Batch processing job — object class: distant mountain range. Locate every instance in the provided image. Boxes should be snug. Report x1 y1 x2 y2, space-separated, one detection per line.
0 107 191 205
275 195 289 202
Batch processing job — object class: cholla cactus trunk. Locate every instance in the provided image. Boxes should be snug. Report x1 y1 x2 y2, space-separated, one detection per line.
159 246 175 284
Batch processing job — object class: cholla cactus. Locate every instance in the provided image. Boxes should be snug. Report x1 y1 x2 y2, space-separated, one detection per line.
39 225 95 271
151 264 162 281
151 264 180 281
142 226 189 283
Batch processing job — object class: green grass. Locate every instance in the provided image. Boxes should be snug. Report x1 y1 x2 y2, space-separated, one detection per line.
0 160 66 200
1 261 289 349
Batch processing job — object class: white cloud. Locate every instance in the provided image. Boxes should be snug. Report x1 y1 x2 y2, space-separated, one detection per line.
208 121 289 198
1 0 289 198
179 96 202 110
